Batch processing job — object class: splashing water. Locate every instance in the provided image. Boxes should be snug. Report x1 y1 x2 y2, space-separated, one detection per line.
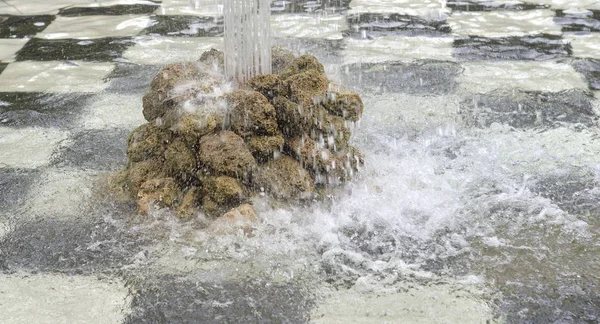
224 0 272 84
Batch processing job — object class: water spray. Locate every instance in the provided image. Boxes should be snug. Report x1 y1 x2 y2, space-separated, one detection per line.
224 0 272 84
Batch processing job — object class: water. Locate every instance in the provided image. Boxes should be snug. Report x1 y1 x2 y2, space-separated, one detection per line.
1 0 600 323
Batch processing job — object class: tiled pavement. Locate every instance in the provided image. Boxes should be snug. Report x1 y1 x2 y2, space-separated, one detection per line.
1 0 600 323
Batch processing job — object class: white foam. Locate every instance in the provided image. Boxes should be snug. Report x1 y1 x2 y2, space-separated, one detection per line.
0 127 68 169
0 61 114 93
0 274 130 324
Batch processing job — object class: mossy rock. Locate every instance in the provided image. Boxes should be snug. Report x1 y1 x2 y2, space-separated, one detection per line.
279 54 325 79
229 90 279 137
252 155 315 200
247 134 285 162
126 157 167 196
246 74 285 100
137 177 182 215
272 46 296 75
177 186 201 220
207 203 258 236
311 115 352 151
272 96 306 137
323 91 364 122
287 135 334 174
164 138 197 176
170 113 221 148
200 176 246 217
127 123 173 163
197 130 256 177
287 69 329 107
198 48 224 68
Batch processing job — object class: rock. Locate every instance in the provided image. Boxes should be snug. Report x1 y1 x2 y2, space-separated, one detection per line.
247 134 285 162
197 131 256 177
253 155 314 200
164 138 197 176
170 113 221 148
207 203 258 236
229 90 279 137
127 123 172 163
272 96 305 137
201 176 246 216
198 48 224 69
177 186 201 220
137 177 182 215
287 135 334 174
272 46 296 75
279 54 325 79
127 158 167 195
323 92 364 122
246 74 285 100
312 115 352 151
287 69 329 107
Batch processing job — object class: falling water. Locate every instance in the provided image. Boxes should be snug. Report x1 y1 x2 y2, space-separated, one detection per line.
224 0 272 84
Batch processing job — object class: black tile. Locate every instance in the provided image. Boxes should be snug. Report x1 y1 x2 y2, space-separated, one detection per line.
345 13 451 38
270 0 350 14
58 4 159 16
142 15 223 37
0 63 7 74
0 168 40 211
460 89 598 128
453 34 572 61
0 15 55 39
124 275 314 324
0 92 91 128
555 9 600 32
572 58 600 90
105 63 162 94
273 38 344 64
447 1 549 12
16 37 134 62
50 128 129 171
339 60 462 95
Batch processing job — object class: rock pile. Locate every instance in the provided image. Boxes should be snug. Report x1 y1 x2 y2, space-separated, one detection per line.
116 48 364 219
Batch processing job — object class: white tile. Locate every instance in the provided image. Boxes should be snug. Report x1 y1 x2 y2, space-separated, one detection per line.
343 36 454 64
78 93 146 130
458 61 589 93
38 16 153 40
524 0 600 10
348 0 449 19
0 127 68 169
0 39 29 63
123 36 222 65
271 13 347 40
0 0 160 15
448 10 562 37
0 274 130 324
156 0 222 16
22 168 94 220
565 33 600 59
0 61 114 93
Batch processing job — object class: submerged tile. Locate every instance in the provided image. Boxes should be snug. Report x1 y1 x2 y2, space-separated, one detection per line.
104 63 162 94
0 127 68 169
0 63 6 74
446 0 549 12
59 4 159 16
565 33 600 59
447 10 562 37
554 9 600 32
453 34 572 61
123 36 222 65
141 15 223 37
339 60 462 95
38 15 153 40
0 168 40 211
572 58 600 90
343 36 454 64
0 39 28 62
0 0 98 15
460 88 598 128
16 37 134 62
0 15 54 38
50 128 129 171
271 13 347 40
155 0 221 16
0 274 131 324
271 0 351 14
348 0 449 17
77 93 146 130
345 12 450 38
0 61 114 93
0 92 91 128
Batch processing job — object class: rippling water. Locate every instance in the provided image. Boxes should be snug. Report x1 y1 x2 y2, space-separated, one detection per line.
1 0 600 323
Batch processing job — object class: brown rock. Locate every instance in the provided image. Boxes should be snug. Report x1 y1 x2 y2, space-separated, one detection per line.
170 113 221 147
198 48 224 68
164 138 197 176
177 186 201 220
252 155 314 200
312 115 352 151
247 134 285 162
201 176 246 217
287 69 329 107
137 177 182 215
207 203 258 236
127 123 172 163
323 92 364 121
127 158 167 196
279 54 325 79
198 131 256 177
272 46 296 75
287 135 334 174
246 74 285 99
229 90 279 137
272 96 305 137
